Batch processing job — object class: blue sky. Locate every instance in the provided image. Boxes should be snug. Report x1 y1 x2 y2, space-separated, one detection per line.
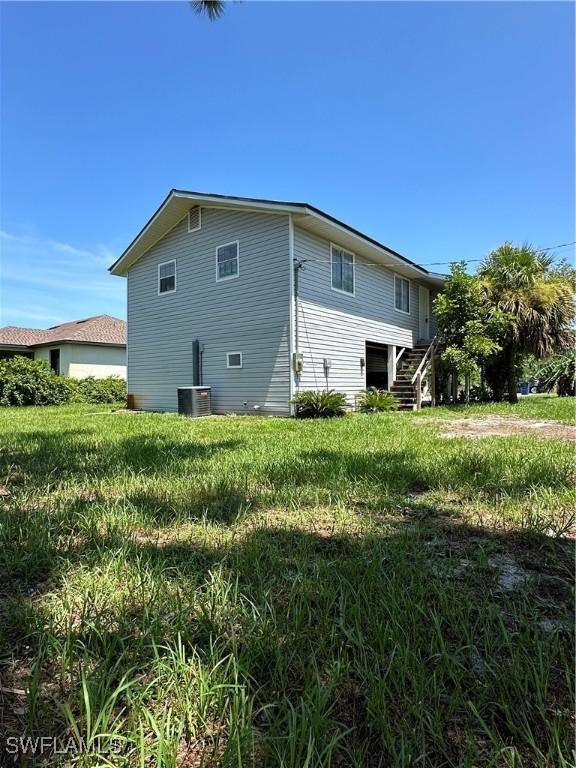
1 1 574 327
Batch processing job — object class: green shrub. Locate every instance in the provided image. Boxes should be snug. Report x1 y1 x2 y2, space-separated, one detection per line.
0 357 126 407
70 376 127 404
0 356 72 406
356 389 398 413
293 389 347 418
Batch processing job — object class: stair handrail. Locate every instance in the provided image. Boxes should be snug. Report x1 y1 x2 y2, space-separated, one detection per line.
411 336 438 386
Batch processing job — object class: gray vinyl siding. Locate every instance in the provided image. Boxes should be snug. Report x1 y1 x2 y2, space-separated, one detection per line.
294 226 434 404
127 207 291 414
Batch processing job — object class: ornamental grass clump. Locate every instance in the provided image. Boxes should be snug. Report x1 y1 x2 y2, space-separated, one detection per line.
356 389 398 413
292 389 347 418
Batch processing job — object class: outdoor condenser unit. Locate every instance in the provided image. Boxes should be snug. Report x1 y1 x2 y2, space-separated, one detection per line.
177 386 211 417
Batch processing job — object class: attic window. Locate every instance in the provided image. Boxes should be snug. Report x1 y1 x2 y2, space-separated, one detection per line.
188 206 201 233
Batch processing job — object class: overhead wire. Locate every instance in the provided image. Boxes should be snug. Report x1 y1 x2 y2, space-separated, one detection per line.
293 241 576 270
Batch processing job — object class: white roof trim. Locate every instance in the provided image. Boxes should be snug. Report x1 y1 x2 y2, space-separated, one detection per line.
109 190 444 287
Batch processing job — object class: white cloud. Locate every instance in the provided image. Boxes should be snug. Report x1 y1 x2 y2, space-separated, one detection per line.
2 268 123 296
0 230 114 266
1 307 63 324
0 228 125 328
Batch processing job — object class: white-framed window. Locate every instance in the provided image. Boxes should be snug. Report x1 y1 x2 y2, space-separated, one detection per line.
394 275 410 313
188 206 201 233
158 260 176 294
331 244 355 295
216 241 239 282
226 351 243 368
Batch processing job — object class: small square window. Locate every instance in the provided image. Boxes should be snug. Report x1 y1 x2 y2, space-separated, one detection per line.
216 241 239 281
331 245 355 294
394 275 410 313
158 260 176 294
226 352 243 368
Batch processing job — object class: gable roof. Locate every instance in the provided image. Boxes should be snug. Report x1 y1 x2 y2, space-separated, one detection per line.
108 190 445 287
0 315 126 348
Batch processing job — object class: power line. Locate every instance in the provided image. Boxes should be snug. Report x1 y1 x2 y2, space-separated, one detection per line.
294 241 576 270
540 241 576 252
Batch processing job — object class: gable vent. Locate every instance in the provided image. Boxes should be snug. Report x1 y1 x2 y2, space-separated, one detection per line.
188 206 201 233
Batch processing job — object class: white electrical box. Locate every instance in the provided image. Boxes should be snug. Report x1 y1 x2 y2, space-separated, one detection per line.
292 352 304 372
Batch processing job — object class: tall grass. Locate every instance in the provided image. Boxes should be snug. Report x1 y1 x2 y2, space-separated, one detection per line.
0 401 573 766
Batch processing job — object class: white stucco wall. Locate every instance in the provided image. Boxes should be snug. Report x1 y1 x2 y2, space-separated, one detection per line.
34 344 126 379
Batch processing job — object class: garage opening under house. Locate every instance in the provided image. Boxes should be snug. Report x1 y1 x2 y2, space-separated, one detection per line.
109 190 444 414
365 342 389 390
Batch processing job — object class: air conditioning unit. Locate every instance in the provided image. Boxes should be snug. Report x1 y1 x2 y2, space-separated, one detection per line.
177 386 211 417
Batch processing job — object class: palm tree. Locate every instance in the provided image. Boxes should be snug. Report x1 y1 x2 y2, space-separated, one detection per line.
190 1 226 20
478 243 575 403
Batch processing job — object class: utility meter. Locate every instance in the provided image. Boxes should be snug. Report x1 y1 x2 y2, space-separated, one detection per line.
292 352 304 373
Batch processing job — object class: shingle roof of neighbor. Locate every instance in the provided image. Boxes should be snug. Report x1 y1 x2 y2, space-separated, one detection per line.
0 315 126 348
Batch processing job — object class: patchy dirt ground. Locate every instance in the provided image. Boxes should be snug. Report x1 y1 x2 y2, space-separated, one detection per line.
423 416 576 441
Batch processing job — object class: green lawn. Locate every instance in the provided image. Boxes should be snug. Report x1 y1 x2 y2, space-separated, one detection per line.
0 399 574 767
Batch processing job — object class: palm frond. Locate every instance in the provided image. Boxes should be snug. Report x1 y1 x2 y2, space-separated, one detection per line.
190 0 225 20
536 350 576 395
480 242 576 358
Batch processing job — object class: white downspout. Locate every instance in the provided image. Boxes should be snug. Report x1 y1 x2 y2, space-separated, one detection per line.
288 214 295 415
387 344 397 388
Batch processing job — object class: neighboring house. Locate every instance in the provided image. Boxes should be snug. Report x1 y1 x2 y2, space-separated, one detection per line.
109 190 444 414
0 315 127 379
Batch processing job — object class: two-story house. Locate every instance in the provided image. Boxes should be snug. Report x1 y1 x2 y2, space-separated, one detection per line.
109 191 444 414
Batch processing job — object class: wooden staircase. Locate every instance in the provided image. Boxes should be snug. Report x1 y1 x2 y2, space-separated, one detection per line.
390 338 438 410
